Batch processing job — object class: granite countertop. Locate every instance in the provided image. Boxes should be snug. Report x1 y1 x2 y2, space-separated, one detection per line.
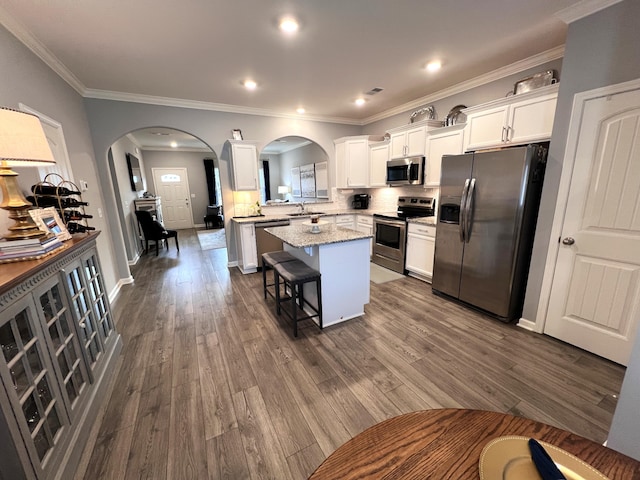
264 223 372 248
231 210 373 224
407 217 438 226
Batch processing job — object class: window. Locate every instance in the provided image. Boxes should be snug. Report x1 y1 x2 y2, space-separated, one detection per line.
160 174 181 182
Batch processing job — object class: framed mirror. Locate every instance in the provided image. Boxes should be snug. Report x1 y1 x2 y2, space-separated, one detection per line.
126 153 144 192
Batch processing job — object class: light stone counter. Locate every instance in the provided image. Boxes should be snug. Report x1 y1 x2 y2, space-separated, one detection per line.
231 210 374 224
264 223 371 249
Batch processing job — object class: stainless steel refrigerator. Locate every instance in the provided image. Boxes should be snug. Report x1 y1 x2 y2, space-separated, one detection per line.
432 144 547 321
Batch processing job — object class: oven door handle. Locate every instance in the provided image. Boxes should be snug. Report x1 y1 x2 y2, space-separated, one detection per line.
464 178 476 243
459 178 470 242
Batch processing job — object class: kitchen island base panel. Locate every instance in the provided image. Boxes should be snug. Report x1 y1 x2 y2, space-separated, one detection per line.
284 238 370 327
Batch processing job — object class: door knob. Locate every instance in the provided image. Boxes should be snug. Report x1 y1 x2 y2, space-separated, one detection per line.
562 237 575 245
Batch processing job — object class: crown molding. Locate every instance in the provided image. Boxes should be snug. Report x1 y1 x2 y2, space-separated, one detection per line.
84 89 362 126
362 45 565 125
554 0 623 24
0 5 86 95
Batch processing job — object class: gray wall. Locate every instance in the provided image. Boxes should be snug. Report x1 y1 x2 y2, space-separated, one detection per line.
110 136 145 261
550 0 640 460
141 150 214 225
83 99 361 271
363 58 563 134
523 0 640 324
279 142 330 201
0 24 124 294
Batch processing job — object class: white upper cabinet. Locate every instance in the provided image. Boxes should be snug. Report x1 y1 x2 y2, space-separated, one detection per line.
424 124 465 187
387 119 443 159
223 140 259 191
334 135 384 188
369 140 390 187
463 84 558 151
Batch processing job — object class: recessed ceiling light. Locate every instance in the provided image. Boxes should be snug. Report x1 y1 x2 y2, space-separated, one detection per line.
426 60 442 72
296 107 306 114
354 98 366 106
152 132 170 136
170 141 178 148
243 79 257 90
279 17 299 34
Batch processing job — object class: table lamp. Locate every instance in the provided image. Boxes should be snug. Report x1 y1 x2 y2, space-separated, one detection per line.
278 185 289 200
0 107 56 240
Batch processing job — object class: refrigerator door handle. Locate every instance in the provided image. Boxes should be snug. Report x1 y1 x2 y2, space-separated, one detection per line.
465 178 476 243
460 178 471 242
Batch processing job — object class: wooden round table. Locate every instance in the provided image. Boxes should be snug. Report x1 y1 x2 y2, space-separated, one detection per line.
309 409 640 479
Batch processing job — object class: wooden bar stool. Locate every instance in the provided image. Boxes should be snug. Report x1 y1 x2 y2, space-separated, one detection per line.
262 250 298 300
274 260 322 337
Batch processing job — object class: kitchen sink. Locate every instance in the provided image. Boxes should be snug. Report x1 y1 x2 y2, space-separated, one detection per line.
287 212 325 216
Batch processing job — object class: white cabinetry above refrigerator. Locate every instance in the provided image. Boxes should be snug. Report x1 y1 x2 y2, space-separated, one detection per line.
463 84 558 152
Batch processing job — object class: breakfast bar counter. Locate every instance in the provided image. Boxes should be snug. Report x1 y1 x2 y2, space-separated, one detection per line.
264 223 372 327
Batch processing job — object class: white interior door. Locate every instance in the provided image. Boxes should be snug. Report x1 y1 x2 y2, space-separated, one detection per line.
152 168 193 230
544 84 640 366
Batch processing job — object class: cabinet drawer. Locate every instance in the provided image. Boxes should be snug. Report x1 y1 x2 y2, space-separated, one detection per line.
407 223 436 237
357 215 373 226
335 215 354 225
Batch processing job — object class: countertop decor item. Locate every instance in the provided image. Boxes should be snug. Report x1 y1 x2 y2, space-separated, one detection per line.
444 104 467 126
232 129 243 140
0 107 57 240
514 70 557 95
410 105 436 123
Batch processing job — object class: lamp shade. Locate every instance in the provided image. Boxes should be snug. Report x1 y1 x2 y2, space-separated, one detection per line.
0 107 55 166
278 185 289 194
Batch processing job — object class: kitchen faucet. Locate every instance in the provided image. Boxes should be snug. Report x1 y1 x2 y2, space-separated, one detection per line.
298 202 306 214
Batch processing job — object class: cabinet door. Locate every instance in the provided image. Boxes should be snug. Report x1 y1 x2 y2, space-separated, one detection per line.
389 132 407 158
336 214 355 230
406 226 436 281
63 261 105 379
240 223 258 270
334 141 347 189
346 139 369 187
0 297 70 477
355 219 373 256
508 93 557 144
425 129 464 187
36 276 91 420
464 105 509 151
231 143 258 191
81 252 116 349
369 143 389 187
406 125 427 156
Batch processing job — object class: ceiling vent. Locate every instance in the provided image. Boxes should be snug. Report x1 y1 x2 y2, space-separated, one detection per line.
365 87 384 96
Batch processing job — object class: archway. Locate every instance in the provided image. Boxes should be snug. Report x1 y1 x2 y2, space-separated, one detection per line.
107 127 219 262
259 135 330 204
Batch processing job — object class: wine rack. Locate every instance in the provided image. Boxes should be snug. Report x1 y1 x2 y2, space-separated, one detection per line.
28 173 94 234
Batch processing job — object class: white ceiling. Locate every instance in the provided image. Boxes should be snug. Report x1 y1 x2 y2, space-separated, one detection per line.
0 1 617 148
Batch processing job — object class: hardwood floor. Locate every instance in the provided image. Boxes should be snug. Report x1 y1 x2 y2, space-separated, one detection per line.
76 229 626 479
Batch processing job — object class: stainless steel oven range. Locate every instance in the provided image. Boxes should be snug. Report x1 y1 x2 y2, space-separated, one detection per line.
372 196 435 273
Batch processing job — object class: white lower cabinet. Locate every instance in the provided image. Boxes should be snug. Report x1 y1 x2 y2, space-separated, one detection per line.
355 215 373 256
405 223 436 282
236 222 258 273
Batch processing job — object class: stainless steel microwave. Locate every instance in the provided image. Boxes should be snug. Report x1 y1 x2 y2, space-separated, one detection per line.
386 156 424 186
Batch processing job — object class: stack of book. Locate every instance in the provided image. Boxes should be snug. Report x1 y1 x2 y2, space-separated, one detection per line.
0 235 65 263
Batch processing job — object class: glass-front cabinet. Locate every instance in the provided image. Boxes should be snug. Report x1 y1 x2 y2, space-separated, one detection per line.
0 233 122 480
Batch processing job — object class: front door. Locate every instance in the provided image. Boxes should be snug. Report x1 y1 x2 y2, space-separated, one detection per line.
152 168 193 230
544 83 640 366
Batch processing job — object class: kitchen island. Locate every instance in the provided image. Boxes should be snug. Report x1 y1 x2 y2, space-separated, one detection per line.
264 223 372 327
